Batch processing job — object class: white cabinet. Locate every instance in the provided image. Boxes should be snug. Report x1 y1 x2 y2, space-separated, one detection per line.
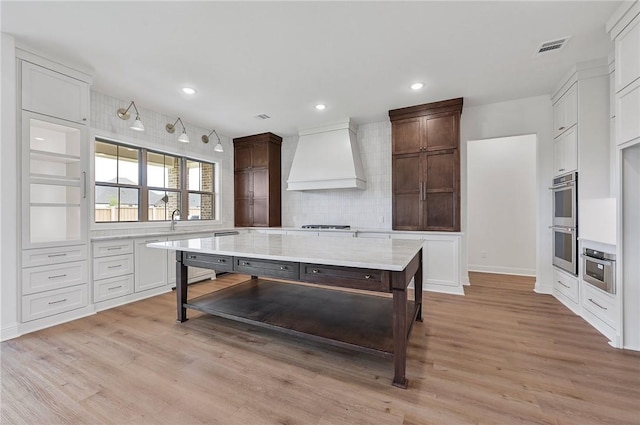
92 240 134 303
21 112 88 249
615 16 640 93
135 237 168 292
616 79 640 146
553 83 578 139
20 60 89 124
18 52 92 326
553 126 578 176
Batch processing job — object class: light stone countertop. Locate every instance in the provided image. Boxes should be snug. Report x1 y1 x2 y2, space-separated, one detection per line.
147 233 424 271
90 226 462 242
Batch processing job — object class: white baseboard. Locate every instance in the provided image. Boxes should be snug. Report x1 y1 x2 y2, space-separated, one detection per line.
534 281 553 294
424 283 465 296
13 305 96 340
1 323 20 341
468 264 536 277
95 285 171 312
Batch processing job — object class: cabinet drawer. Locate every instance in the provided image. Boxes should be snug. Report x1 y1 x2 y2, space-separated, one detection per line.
183 252 233 272
234 257 299 280
22 284 88 322
22 245 87 267
582 283 616 328
300 263 390 292
93 254 133 280
93 240 134 257
553 269 579 303
22 261 87 295
94 274 134 303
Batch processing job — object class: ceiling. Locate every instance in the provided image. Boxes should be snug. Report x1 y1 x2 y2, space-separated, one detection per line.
1 1 620 138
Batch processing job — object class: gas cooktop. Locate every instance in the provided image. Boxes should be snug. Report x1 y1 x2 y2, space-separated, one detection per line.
301 225 351 230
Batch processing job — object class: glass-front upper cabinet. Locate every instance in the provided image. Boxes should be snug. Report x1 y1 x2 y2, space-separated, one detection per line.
22 112 88 248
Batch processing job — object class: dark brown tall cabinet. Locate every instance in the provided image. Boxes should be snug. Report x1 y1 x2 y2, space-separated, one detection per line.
389 98 463 232
233 132 282 227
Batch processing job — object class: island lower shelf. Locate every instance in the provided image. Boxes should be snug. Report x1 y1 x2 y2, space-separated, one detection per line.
185 278 418 358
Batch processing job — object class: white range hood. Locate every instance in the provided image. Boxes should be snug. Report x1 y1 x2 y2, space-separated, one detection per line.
287 119 366 191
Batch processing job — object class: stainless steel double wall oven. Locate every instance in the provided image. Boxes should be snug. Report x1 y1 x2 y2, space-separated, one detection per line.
551 172 578 275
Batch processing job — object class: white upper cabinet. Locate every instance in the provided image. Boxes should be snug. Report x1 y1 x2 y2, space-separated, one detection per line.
615 16 640 93
617 79 640 146
553 126 578 177
21 60 89 124
553 83 578 139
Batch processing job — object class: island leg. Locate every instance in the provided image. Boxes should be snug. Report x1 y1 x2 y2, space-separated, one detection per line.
176 251 188 322
392 284 408 388
415 249 423 322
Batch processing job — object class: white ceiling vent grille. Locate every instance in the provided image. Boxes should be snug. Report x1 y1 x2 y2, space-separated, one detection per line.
535 37 570 56
254 114 271 120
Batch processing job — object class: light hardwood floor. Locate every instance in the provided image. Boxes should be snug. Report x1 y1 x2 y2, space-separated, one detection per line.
2 272 639 425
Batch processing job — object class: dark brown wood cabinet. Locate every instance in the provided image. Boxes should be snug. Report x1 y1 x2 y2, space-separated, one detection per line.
233 132 282 227
389 98 463 232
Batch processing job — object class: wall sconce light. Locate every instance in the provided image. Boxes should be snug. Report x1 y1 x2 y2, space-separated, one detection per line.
166 117 189 143
117 101 145 131
202 129 224 152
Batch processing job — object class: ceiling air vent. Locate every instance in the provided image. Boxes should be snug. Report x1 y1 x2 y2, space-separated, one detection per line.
535 37 570 56
254 114 271 120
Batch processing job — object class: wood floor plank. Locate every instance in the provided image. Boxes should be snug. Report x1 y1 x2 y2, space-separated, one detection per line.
2 272 639 424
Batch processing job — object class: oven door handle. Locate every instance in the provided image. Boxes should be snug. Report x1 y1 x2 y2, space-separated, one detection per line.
549 182 574 190
580 254 614 267
549 226 576 232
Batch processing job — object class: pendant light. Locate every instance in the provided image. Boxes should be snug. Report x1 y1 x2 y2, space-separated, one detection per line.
117 100 145 131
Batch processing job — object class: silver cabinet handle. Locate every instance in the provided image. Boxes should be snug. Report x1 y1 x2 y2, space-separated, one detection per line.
588 298 608 310
48 253 67 258
558 126 565 131
364 274 371 279
145 239 160 243
108 264 122 269
216 259 226 263
107 285 122 291
48 274 67 279
242 261 250 266
312 269 320 274
559 168 566 172
280 266 287 270
48 298 67 305
557 280 570 289
107 247 122 251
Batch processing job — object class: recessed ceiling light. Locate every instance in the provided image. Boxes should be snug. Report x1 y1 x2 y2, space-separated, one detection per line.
315 104 326 111
182 87 196 95
34 137 45 141
410 82 424 90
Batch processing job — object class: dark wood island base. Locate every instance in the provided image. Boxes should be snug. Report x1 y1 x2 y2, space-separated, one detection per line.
174 246 422 388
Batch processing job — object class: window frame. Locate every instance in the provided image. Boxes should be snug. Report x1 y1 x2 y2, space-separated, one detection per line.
93 137 218 224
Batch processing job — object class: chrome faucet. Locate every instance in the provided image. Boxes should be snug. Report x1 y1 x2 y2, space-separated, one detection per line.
171 209 181 231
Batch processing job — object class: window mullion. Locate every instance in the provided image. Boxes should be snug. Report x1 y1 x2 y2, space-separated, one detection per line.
140 148 148 221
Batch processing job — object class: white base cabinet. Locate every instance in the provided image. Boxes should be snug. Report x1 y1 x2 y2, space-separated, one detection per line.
92 240 134 303
135 237 168 292
552 268 580 314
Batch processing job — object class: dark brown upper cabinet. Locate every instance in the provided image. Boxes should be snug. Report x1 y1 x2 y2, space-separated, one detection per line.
389 98 463 232
233 132 282 227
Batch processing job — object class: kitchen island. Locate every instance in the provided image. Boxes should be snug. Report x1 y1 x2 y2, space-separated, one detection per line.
148 233 423 388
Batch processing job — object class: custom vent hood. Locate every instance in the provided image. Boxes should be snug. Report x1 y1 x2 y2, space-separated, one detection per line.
287 119 366 191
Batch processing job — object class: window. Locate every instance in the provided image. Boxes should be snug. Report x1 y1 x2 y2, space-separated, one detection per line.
94 139 217 223
94 141 140 222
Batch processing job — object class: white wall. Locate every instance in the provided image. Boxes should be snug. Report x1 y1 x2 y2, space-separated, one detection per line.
467 134 537 276
281 121 393 229
90 91 235 237
1 34 19 340
460 95 554 291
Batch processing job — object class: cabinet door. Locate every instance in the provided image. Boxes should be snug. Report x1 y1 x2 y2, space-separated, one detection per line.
392 154 421 230
553 137 564 176
616 79 640 146
392 118 422 155
21 61 89 124
251 169 270 227
134 237 168 292
22 112 88 249
553 84 577 138
251 142 270 169
425 114 458 151
424 150 458 231
615 17 640 93
553 96 566 139
562 127 578 173
234 144 253 170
